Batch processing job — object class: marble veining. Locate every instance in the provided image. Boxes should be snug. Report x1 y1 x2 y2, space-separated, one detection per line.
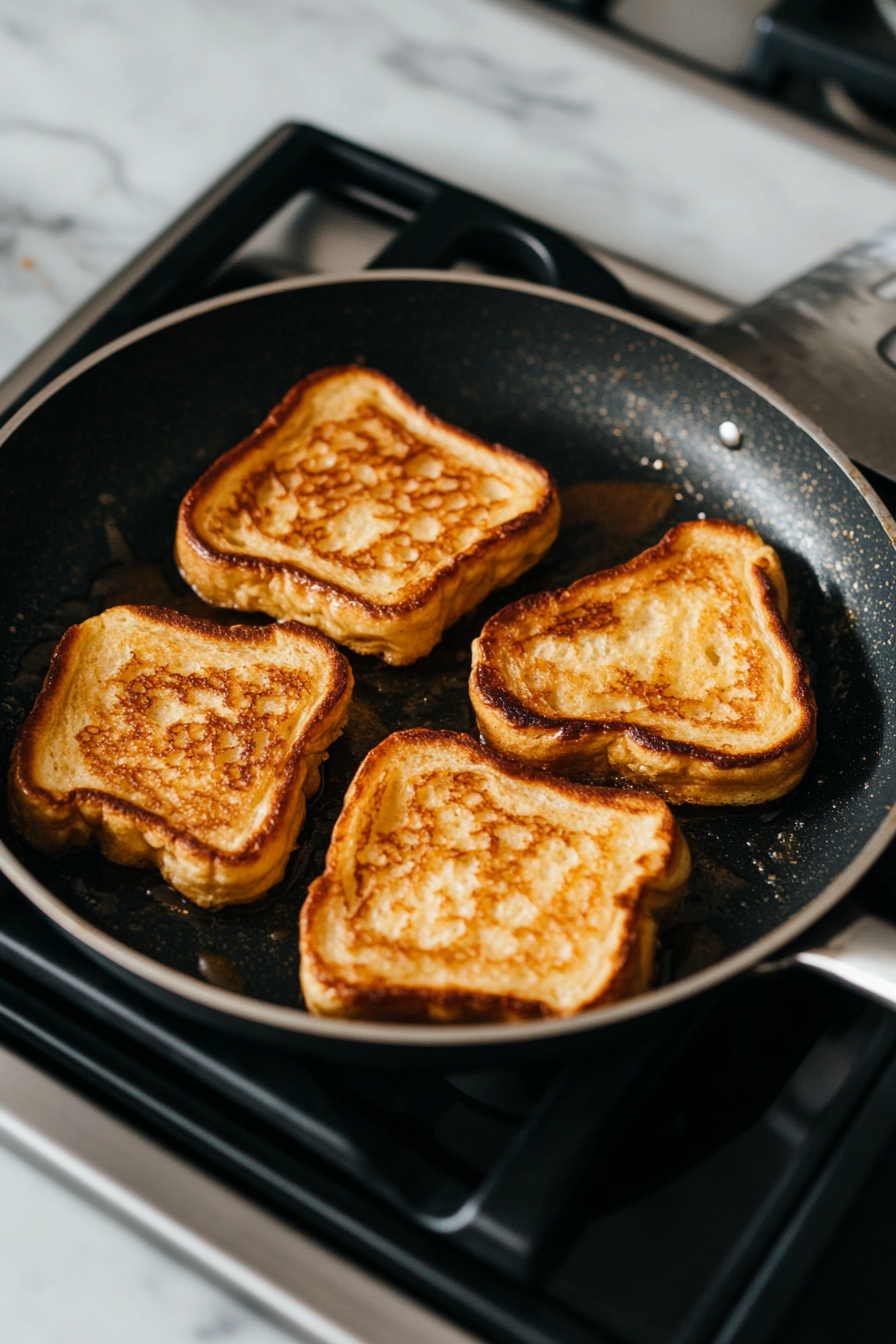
383 40 628 194
3 0 896 381
0 115 166 375
0 1142 294 1343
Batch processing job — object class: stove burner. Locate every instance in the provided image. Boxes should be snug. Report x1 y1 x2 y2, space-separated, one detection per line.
745 0 896 148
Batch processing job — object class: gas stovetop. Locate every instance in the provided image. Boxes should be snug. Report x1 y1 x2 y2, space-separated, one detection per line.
3 124 896 1344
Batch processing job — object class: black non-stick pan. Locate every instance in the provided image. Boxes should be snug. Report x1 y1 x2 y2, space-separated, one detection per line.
2 270 896 1063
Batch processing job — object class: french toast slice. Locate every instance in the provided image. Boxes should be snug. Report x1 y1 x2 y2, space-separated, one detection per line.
470 520 816 805
299 729 690 1022
175 366 559 665
8 605 352 907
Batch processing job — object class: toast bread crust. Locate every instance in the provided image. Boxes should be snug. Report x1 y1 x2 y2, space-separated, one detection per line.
9 605 352 906
175 367 560 664
300 729 690 1022
470 520 817 805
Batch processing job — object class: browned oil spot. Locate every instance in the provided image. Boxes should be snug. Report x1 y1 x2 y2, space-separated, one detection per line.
9 639 62 688
558 480 675 546
198 950 245 993
663 921 727 979
344 696 389 759
148 883 216 927
686 843 748 905
516 480 676 594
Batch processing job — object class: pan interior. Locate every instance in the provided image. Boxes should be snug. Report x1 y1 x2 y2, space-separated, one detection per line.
1 276 894 1016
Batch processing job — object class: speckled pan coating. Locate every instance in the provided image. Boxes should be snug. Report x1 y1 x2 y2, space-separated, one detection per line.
0 272 894 1057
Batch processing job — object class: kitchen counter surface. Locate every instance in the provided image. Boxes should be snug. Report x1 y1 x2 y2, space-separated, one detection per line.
5 0 896 385
5 1 896 1339
0 1141 295 1344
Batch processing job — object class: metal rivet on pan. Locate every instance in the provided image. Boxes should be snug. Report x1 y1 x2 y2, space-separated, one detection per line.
719 420 742 448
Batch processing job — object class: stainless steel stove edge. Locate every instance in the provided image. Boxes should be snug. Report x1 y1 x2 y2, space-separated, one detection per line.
0 1043 481 1344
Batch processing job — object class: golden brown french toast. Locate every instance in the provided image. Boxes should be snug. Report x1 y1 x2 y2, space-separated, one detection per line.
175 366 559 665
299 729 690 1022
8 605 352 907
470 520 816 805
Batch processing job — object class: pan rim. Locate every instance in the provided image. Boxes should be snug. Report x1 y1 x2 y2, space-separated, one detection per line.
2 266 895 1047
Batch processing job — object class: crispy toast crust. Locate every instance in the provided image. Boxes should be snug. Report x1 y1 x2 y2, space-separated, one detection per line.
175 366 560 664
470 520 817 805
9 605 352 906
300 729 690 1023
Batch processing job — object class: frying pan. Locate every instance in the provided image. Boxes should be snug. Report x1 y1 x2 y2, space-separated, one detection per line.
2 269 896 1065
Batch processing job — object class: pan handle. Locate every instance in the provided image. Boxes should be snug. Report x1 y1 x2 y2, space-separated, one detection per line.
794 915 896 1010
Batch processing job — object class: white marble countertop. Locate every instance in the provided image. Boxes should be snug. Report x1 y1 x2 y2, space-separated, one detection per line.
5 0 896 1338
0 1142 296 1344
5 0 896 384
